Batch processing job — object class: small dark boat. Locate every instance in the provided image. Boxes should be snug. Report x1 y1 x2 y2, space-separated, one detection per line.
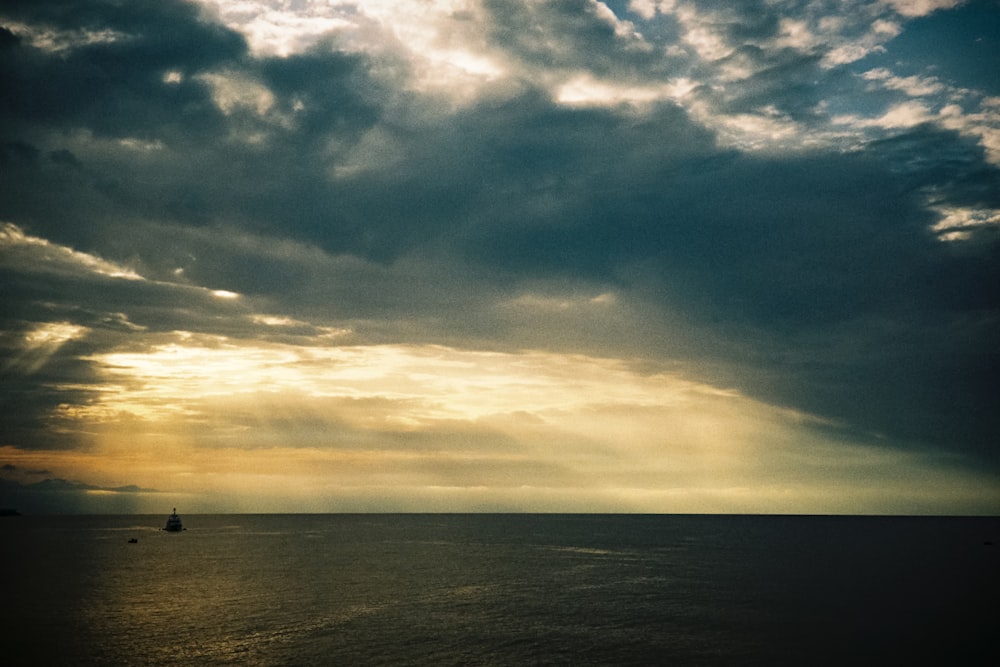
162 508 184 532
128 538 138 543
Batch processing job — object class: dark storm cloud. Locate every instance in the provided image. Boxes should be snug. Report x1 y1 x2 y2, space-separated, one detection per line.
483 0 663 76
0 0 380 258
709 48 830 118
1 0 998 478
257 47 380 137
0 353 101 451
391 96 997 463
451 117 998 461
315 89 721 267
871 125 1000 213
0 0 243 136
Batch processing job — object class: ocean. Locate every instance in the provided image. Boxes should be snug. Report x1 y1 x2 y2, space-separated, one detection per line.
2 514 997 665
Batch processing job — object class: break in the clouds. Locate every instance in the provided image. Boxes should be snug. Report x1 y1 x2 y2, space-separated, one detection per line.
1 0 998 514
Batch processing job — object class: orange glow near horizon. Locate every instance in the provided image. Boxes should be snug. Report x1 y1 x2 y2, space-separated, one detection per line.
0 335 980 513
87 336 725 422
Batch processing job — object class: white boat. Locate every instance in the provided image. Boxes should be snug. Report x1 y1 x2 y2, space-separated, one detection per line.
162 508 184 532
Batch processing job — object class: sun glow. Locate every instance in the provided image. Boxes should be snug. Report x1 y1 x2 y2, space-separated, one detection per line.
25 322 87 347
555 75 694 108
4 322 89 374
87 336 717 422
33 333 978 513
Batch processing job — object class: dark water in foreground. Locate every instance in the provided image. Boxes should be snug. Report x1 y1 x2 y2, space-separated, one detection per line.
2 514 997 665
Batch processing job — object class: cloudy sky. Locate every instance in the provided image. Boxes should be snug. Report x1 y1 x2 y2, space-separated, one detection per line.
2 0 998 514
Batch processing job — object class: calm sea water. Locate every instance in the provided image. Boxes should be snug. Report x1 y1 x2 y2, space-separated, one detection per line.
2 514 997 665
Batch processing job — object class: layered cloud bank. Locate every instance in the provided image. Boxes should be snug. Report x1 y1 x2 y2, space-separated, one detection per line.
2 0 998 513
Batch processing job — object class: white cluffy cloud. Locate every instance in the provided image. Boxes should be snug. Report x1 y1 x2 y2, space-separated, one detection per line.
885 0 966 17
190 0 993 163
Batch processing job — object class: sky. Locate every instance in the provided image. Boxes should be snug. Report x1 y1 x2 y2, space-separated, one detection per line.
1 0 998 515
